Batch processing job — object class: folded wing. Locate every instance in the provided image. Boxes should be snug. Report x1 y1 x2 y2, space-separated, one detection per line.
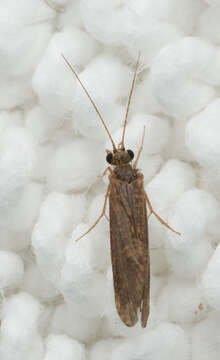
109 173 150 327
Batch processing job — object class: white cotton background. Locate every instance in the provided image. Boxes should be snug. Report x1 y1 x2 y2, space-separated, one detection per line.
1 0 220 359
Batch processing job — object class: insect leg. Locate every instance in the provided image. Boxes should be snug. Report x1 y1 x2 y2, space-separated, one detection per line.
98 166 113 179
44 0 65 12
133 126 146 169
144 191 181 235
76 184 110 241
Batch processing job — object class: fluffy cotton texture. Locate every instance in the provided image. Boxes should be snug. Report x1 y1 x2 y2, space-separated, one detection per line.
49 303 100 343
110 322 190 360
150 37 216 118
0 292 43 360
156 276 208 324
1 0 220 359
47 138 104 192
200 244 220 310
190 312 220 360
32 27 99 118
43 334 86 360
23 264 59 302
186 99 220 167
165 189 220 278
32 192 79 285
60 229 107 317
0 251 24 290
72 54 130 141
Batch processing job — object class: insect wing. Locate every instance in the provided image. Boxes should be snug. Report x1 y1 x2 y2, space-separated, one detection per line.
109 173 150 327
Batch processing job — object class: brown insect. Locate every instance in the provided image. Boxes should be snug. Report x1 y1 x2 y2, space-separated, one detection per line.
62 53 180 328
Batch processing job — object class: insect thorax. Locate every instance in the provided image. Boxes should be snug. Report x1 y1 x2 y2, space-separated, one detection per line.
113 164 137 182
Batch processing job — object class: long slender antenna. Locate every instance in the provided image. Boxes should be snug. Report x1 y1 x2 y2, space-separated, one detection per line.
61 54 117 152
120 52 140 149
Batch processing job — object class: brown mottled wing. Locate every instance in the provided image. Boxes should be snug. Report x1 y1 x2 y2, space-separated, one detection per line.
109 172 150 327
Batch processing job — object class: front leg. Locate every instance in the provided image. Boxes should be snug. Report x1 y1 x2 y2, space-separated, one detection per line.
76 184 110 241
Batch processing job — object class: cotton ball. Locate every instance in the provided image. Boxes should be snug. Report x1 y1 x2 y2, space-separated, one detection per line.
60 231 93 301
0 127 36 221
0 0 54 77
23 264 59 302
71 193 87 227
141 155 164 184
47 139 104 192
0 292 42 360
32 144 54 181
0 77 34 109
197 6 220 44
0 229 16 252
166 236 213 279
168 188 220 242
72 54 131 141
0 126 35 179
44 0 70 14
76 53 131 102
0 110 23 135
83 0 182 64
32 192 75 284
146 159 196 212
0 251 24 290
145 0 205 34
126 0 204 34
47 0 71 7
191 311 220 360
150 248 168 276
60 228 107 317
49 303 100 343
28 335 44 360
0 229 29 252
150 275 165 301
166 189 220 277
80 0 126 46
58 2 82 29
186 99 220 167
200 244 220 310
132 75 162 115
162 36 217 84
106 113 170 155
125 19 183 67
89 339 123 360
44 334 86 360
205 0 220 5
111 322 190 360
73 102 124 143
26 105 64 144
150 38 215 118
170 120 192 162
156 277 207 324
32 27 99 117
0 182 43 231
198 166 220 198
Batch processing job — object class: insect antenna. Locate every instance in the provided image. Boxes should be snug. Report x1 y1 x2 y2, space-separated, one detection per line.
120 52 140 150
61 54 117 152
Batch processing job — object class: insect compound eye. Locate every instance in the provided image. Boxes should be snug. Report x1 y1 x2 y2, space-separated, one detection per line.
127 149 134 160
106 152 113 164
